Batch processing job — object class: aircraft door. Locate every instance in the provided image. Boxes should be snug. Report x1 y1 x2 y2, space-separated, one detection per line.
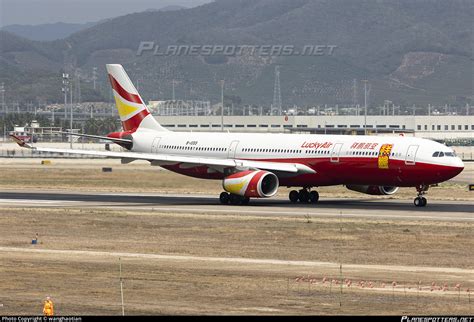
405 145 419 165
227 140 240 159
151 137 161 153
330 143 343 163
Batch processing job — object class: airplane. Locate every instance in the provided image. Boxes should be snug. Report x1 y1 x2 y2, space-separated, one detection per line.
11 64 464 207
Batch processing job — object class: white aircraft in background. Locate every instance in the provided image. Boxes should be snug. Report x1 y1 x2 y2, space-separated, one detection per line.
11 64 464 207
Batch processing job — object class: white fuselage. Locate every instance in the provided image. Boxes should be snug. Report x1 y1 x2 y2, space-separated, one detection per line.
130 129 464 188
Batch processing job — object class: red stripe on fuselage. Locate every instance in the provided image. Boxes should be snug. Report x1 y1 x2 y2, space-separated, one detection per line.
162 156 463 188
161 164 223 180
108 74 143 105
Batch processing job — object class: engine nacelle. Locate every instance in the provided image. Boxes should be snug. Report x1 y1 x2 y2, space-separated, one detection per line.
346 185 399 196
223 170 279 198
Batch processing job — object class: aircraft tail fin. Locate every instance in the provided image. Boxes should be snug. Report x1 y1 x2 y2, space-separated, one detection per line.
106 64 167 132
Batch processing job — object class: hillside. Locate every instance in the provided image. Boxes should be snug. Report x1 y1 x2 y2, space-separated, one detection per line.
0 0 472 106
1 22 99 42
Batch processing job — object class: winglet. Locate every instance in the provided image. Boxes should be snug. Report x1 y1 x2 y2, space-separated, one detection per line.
10 134 32 148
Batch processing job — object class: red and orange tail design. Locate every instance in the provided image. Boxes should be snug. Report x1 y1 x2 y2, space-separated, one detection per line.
106 64 166 132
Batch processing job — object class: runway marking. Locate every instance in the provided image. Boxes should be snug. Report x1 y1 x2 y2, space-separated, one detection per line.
0 199 78 204
106 205 474 222
0 193 472 222
0 200 472 221
0 246 472 275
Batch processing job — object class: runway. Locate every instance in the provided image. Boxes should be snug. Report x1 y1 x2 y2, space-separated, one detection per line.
0 190 472 222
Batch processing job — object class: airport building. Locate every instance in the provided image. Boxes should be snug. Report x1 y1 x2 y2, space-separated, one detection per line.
154 115 473 140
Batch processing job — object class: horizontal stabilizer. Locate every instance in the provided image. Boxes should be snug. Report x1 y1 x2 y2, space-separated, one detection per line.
52 131 132 144
10 135 32 148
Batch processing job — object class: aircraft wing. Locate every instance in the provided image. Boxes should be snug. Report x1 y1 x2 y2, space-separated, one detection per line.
10 135 315 174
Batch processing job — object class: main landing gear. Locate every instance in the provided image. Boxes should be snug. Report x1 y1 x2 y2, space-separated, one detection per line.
289 188 319 204
219 192 250 205
414 185 428 207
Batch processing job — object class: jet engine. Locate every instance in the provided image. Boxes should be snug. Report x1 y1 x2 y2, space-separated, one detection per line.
345 185 399 196
223 170 279 198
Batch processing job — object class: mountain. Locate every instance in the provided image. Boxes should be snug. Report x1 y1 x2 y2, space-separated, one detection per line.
2 22 99 42
146 5 188 12
1 0 472 106
1 4 187 42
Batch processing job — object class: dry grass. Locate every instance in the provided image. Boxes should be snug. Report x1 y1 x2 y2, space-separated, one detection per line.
0 159 472 315
0 207 472 315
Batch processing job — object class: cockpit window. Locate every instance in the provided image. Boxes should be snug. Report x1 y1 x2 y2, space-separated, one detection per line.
433 151 456 157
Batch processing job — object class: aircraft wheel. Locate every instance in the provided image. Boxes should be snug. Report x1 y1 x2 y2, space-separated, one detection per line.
421 197 427 207
414 197 427 207
289 190 299 203
414 197 421 207
309 191 319 204
298 189 310 203
229 194 242 205
219 192 230 204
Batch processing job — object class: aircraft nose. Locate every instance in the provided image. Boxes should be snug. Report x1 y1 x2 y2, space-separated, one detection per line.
441 158 464 180
454 157 465 169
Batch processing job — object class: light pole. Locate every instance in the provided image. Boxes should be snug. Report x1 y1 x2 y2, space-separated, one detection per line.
172 79 176 101
0 82 5 115
92 67 98 91
70 81 73 149
62 74 69 141
362 80 368 135
220 80 225 132
0 83 5 142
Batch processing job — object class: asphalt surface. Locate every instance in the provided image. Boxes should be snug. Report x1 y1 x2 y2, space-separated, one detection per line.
0 191 472 222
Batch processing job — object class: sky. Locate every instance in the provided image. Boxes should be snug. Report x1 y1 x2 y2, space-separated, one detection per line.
0 0 213 27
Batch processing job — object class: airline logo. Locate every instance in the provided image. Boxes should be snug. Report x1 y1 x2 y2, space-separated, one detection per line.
378 144 393 169
301 141 333 149
350 142 379 150
107 65 150 132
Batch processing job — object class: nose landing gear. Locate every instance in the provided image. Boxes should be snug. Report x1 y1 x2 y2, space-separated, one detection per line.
414 196 427 207
414 185 429 207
